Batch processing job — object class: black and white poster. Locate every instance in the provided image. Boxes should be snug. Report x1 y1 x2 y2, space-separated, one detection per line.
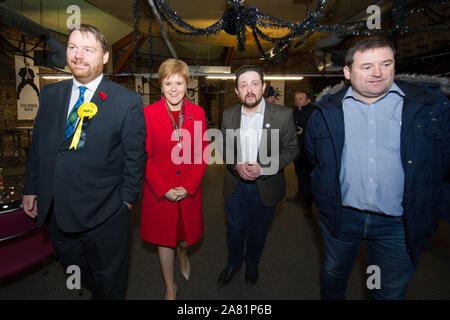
15 56 40 120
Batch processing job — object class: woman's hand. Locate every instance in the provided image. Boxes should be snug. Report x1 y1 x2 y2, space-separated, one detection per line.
174 187 189 201
164 189 179 202
164 187 189 201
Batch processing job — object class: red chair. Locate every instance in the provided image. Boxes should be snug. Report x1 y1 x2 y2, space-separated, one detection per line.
0 207 54 280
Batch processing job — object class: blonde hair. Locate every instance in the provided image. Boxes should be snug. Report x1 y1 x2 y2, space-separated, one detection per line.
158 58 189 86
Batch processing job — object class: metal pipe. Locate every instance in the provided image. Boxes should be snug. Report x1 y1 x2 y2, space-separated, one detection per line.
38 73 345 78
147 0 178 59
0 3 66 67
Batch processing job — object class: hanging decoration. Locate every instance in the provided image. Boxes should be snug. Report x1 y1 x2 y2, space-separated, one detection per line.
151 0 450 63
133 0 139 72
148 2 152 69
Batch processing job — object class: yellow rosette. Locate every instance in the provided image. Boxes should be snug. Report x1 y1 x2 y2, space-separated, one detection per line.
69 102 98 150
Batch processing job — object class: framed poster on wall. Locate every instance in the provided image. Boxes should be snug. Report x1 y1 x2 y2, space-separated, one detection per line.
15 56 40 120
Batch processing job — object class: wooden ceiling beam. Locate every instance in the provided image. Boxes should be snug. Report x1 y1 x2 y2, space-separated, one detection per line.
113 32 147 73
112 31 135 52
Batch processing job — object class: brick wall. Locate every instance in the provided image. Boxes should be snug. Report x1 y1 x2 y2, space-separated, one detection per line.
0 23 68 129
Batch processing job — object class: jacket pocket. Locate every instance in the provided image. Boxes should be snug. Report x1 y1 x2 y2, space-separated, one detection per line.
314 132 333 169
310 169 336 217
411 185 442 237
95 175 122 188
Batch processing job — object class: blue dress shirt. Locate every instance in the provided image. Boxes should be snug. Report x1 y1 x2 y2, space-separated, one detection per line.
340 83 405 216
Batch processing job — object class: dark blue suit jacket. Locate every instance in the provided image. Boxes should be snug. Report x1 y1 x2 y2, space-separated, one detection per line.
23 76 147 232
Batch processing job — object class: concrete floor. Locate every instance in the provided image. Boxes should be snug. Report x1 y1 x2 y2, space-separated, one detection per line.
1 160 449 300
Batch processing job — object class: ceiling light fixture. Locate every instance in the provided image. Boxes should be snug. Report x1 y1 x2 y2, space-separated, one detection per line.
206 74 304 80
265 76 304 80
38 73 342 80
40 75 73 80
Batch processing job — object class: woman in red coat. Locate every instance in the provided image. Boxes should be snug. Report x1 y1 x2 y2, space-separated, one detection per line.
141 58 209 300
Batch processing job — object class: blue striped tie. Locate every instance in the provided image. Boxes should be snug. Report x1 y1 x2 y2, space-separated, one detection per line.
65 86 87 139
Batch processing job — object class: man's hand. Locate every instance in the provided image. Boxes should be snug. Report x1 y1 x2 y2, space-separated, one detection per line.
124 201 133 211
236 162 262 181
247 162 262 179
23 195 37 218
296 126 303 135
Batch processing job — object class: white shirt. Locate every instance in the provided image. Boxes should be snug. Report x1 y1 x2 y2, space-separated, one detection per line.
67 74 103 118
239 98 265 163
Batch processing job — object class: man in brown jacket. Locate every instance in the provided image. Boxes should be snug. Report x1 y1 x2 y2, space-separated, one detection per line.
218 65 298 287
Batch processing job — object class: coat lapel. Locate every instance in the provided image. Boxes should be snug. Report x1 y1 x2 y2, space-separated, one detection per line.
90 76 110 111
183 98 196 141
158 98 176 141
58 80 73 144
258 101 273 162
160 98 195 142
231 104 242 130
81 77 110 135
261 101 274 129
231 105 242 163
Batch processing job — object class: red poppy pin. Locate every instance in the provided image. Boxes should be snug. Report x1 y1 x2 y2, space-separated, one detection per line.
99 92 108 100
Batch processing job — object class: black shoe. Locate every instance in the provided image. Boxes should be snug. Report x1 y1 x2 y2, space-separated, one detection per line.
218 266 239 287
245 266 258 287
304 206 313 218
286 194 301 203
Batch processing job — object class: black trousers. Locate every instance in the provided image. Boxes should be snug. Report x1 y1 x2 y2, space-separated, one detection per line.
225 180 275 270
293 155 314 208
47 203 130 299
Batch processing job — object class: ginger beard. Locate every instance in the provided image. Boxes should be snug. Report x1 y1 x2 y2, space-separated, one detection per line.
69 58 101 82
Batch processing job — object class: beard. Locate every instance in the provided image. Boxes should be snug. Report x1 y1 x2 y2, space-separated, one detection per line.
242 94 263 109
69 59 103 83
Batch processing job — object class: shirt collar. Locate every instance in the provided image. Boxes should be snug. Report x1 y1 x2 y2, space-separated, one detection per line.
241 98 265 116
389 82 405 97
343 82 405 104
72 73 103 92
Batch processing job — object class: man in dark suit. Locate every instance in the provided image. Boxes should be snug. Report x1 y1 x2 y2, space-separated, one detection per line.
22 24 146 299
286 91 315 217
218 65 298 287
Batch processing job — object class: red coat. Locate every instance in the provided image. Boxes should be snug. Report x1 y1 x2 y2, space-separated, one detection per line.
140 98 209 247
